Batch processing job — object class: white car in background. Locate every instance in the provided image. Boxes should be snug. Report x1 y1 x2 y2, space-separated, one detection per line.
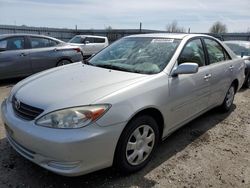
68 35 109 58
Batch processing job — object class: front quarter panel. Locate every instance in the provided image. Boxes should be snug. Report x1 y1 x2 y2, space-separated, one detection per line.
95 73 170 135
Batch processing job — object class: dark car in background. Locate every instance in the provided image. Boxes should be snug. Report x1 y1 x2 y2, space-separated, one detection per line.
0 34 83 80
224 40 250 88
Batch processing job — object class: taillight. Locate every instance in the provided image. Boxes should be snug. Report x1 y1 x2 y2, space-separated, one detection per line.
73 48 81 53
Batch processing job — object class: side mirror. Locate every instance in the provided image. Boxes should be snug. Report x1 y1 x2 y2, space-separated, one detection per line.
172 63 198 76
241 52 245 58
85 41 90 44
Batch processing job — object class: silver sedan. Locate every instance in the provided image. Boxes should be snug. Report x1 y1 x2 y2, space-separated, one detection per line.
0 34 83 80
1 34 245 176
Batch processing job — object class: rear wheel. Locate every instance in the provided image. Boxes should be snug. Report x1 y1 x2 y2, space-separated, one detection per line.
57 59 71 66
114 115 159 174
220 84 235 112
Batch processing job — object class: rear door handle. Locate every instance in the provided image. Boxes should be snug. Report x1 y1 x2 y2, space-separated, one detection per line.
19 53 27 57
204 74 212 81
229 65 234 71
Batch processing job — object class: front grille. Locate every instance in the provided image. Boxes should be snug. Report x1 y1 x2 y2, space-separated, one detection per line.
12 96 44 121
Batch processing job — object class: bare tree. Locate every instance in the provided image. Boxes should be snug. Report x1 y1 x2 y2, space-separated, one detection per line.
209 21 227 33
166 21 186 33
105 26 113 31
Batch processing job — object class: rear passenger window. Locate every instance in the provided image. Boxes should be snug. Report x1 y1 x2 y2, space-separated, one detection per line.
204 38 230 64
178 39 206 67
48 39 58 47
30 37 57 48
85 37 94 44
93 38 105 43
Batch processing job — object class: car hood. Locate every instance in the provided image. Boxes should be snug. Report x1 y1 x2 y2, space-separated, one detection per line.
14 63 148 111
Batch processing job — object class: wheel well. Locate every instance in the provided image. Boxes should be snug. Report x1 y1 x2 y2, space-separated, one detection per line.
57 58 72 66
128 108 164 138
232 79 239 92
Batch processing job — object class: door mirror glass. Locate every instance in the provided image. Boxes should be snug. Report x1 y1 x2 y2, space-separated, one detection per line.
241 51 245 58
172 62 198 76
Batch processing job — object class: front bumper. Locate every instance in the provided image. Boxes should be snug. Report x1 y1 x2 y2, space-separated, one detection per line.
1 99 125 176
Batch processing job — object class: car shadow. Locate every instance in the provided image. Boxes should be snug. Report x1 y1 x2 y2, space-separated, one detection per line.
237 87 248 93
0 77 25 87
0 105 236 188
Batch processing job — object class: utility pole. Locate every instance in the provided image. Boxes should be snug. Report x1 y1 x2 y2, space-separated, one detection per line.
139 22 142 33
188 28 191 33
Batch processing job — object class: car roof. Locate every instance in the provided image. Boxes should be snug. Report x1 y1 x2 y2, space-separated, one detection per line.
0 33 63 42
224 40 250 44
124 33 210 40
74 35 107 39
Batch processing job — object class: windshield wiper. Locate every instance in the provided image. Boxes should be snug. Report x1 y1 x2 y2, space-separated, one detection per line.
82 59 94 66
95 64 133 72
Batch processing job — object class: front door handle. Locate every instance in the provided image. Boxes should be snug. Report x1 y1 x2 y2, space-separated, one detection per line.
204 74 212 81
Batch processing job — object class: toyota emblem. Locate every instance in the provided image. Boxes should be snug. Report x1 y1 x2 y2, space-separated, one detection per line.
14 100 21 110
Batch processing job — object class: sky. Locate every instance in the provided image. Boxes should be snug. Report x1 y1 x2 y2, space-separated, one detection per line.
0 0 250 32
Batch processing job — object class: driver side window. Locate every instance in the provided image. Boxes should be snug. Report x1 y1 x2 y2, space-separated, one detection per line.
178 39 206 67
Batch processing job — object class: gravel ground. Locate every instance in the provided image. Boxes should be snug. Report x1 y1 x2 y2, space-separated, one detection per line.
0 78 249 188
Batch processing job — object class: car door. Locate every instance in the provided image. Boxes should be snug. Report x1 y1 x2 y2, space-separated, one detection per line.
27 36 59 73
203 38 232 106
84 37 94 55
93 37 106 53
167 38 211 131
0 36 31 79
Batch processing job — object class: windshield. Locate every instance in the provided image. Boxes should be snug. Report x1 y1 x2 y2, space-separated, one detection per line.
69 36 85 43
89 37 181 74
226 42 250 56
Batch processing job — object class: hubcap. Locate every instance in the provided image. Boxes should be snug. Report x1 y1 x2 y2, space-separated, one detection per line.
58 60 70 66
126 125 155 166
226 86 235 108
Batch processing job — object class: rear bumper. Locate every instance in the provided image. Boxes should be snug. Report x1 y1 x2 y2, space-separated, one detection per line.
1 99 125 176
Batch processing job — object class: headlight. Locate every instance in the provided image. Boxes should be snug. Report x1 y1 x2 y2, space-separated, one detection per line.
35 104 110 129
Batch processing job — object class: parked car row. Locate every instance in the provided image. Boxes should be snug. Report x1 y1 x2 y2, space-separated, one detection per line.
0 34 109 80
1 33 246 176
224 40 250 88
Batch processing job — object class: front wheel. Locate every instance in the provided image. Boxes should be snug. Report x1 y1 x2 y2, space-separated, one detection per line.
220 84 235 112
245 75 250 89
57 59 71 66
114 115 159 174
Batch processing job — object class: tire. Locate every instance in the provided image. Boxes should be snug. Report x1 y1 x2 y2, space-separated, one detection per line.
114 115 159 174
245 75 250 89
220 84 236 112
57 59 71 66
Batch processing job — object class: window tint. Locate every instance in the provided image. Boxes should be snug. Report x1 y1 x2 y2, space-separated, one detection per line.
30 37 57 48
1 37 25 50
93 38 105 43
178 39 206 67
204 38 228 64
